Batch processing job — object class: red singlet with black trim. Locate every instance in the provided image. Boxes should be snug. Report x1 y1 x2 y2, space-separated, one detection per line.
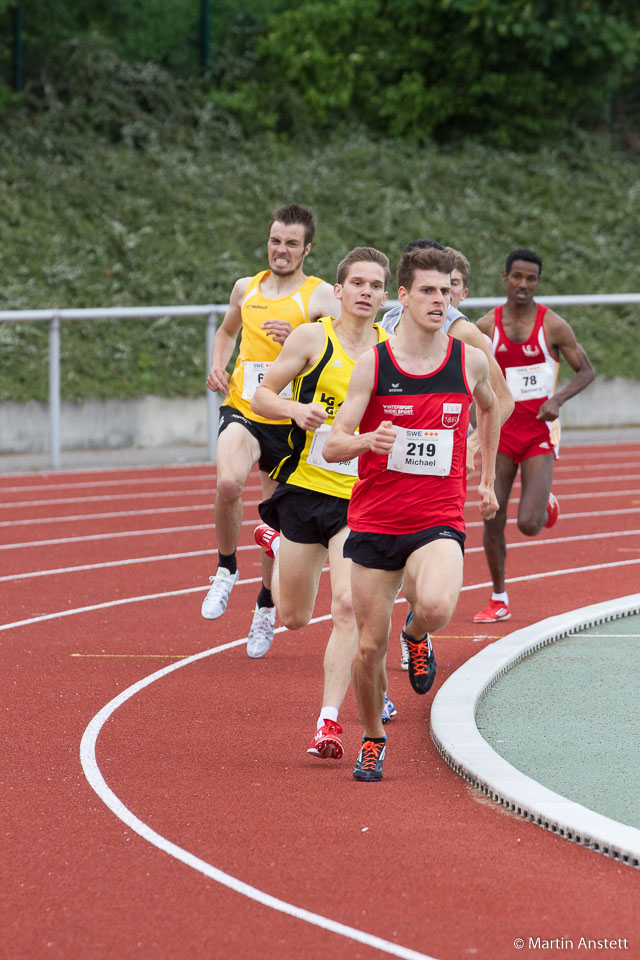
492 303 560 460
347 337 472 535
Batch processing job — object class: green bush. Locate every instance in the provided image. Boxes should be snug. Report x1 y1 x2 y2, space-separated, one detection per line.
208 0 640 145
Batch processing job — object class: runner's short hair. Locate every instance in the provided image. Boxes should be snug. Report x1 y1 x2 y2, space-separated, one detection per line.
268 203 317 246
396 246 455 292
336 247 390 286
401 239 446 255
505 248 542 276
445 247 470 287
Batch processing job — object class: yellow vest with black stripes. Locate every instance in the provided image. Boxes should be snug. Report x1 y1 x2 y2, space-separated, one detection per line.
224 270 323 424
271 317 389 499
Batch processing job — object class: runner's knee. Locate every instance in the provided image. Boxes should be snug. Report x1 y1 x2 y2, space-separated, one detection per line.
517 511 544 537
330 588 354 627
413 597 453 633
215 473 245 502
277 598 313 631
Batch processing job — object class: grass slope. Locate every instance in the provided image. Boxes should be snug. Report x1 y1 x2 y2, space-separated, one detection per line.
1 126 638 402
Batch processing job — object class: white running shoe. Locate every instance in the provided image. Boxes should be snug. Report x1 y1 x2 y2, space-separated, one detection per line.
400 633 409 671
201 567 239 620
247 606 276 658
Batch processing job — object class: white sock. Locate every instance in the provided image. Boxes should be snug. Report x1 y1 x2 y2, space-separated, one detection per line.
492 591 509 604
317 706 339 728
271 536 280 557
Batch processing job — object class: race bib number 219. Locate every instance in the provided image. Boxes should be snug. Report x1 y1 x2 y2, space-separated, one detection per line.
387 427 453 476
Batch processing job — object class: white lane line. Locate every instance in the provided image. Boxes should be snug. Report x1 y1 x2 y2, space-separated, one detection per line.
3 526 640 582
0 461 212 480
0 504 212 528
0 492 264 511
5 512 640 553
549 472 640 486
0 475 215 494
0 524 212 550
0 489 216 509
79 633 437 960
0 545 250 582
3 558 640 633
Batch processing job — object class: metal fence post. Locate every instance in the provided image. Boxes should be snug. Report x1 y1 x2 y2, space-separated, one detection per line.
49 314 61 469
206 311 221 463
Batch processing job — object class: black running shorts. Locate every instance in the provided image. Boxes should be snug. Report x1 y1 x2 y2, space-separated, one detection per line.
259 484 349 548
218 404 292 474
343 525 465 571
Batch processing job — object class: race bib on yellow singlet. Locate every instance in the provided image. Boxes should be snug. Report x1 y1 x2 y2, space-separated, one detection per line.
307 424 359 477
242 361 293 400
505 363 553 402
387 427 453 476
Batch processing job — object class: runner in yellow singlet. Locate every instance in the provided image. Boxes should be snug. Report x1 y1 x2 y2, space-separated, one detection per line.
250 247 391 761
201 204 340 656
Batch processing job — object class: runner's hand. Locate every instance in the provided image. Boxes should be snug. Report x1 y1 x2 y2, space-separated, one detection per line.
262 319 294 344
206 366 230 393
367 420 397 455
478 481 499 520
293 402 327 431
536 397 560 420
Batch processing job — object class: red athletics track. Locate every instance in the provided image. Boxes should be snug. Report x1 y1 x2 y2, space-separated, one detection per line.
2 442 640 960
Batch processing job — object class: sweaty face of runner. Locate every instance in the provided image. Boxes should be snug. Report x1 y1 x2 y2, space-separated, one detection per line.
267 221 310 277
399 269 451 330
335 262 388 320
503 259 540 305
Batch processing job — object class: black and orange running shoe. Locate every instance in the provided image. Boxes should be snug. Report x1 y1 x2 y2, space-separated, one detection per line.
353 737 386 782
401 613 437 695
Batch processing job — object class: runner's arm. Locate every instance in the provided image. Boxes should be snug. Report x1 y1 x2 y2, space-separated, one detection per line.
206 277 249 393
251 324 327 429
466 346 500 520
323 351 397 461
449 319 514 476
537 313 596 420
308 280 342 321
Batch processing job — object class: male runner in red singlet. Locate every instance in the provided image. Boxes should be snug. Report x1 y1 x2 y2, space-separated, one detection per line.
324 246 500 781
473 248 595 623
201 203 340 653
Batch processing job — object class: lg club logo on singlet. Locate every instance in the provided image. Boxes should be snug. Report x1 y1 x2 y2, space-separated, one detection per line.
320 392 342 416
442 403 462 428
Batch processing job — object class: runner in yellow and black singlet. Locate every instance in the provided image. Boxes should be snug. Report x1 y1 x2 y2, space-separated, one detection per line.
250 247 393 761
200 203 340 658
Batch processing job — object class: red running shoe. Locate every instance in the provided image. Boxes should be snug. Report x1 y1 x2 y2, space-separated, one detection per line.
473 598 511 623
544 492 559 528
307 720 344 760
254 522 280 559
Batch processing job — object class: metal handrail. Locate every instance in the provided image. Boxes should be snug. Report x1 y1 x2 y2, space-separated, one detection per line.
1 295 639 469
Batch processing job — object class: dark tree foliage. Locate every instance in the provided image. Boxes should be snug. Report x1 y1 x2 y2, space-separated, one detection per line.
211 0 640 145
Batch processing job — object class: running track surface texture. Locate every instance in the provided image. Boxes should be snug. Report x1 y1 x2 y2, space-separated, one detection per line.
2 442 640 960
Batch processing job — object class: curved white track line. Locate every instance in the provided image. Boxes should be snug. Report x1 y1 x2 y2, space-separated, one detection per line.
431 594 640 867
79 632 437 960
